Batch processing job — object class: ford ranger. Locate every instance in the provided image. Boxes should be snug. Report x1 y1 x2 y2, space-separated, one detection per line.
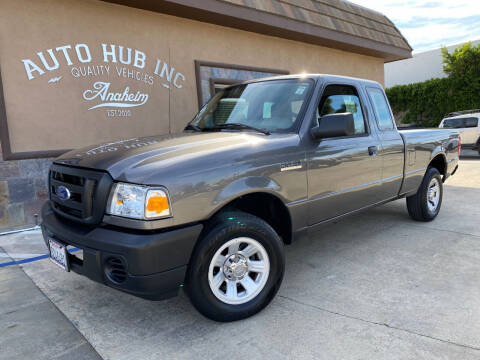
41 74 460 322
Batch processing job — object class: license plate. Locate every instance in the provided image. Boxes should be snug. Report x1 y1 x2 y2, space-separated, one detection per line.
48 239 69 271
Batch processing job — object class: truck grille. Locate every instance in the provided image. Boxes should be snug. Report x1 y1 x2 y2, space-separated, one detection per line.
49 164 113 225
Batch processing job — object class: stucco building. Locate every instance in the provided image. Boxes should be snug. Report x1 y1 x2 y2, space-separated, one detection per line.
0 0 411 229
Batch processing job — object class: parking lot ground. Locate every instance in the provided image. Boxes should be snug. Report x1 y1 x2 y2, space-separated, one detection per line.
1 160 479 360
0 247 102 360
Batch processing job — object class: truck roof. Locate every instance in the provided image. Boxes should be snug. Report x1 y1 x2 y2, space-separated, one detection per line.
442 111 480 120
239 74 383 88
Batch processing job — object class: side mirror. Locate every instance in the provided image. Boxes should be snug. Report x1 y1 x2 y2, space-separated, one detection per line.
311 113 355 140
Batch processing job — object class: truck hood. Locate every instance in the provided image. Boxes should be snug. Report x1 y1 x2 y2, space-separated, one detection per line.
54 132 290 182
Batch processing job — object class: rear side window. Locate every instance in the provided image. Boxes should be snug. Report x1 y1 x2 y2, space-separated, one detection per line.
464 117 479 127
317 85 366 135
367 87 394 130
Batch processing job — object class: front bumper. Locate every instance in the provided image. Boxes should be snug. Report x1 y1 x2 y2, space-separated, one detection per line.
41 201 203 300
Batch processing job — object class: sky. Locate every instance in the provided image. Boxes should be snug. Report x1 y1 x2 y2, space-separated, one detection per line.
350 0 480 53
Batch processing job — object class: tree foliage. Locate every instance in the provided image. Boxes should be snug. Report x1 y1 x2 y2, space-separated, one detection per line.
386 42 480 127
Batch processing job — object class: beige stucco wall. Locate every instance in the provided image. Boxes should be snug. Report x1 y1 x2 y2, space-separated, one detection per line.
0 0 384 154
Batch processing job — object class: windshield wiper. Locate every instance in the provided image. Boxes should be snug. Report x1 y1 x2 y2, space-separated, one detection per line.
185 123 202 132
209 123 270 135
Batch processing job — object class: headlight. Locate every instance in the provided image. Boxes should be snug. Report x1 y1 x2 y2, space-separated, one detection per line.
107 183 171 220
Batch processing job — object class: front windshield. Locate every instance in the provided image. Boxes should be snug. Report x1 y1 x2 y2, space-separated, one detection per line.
189 79 313 133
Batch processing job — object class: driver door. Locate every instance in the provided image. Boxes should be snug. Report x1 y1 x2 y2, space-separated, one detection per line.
307 84 383 225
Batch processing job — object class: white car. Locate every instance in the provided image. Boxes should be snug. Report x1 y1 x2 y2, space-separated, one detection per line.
439 111 480 152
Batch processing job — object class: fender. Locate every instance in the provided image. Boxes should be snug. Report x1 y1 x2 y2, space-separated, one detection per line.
430 145 447 164
207 176 286 218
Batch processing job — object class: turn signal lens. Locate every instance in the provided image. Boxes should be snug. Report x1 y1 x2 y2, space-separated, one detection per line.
145 189 171 218
107 183 171 220
458 136 462 156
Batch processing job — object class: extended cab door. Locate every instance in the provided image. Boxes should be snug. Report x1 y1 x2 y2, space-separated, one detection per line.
365 86 405 200
306 83 383 225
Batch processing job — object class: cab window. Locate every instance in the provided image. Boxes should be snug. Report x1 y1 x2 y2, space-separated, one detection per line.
367 87 395 130
317 85 366 135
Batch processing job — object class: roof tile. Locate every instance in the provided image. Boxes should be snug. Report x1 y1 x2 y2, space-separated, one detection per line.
219 0 411 51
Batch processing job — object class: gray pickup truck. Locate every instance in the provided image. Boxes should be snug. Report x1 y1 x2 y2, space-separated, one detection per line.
41 74 460 321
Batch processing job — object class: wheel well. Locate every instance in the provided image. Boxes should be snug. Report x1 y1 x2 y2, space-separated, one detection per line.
428 154 446 176
214 193 292 244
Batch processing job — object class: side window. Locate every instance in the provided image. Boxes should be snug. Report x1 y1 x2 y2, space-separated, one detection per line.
317 85 366 135
367 87 395 130
464 117 479 128
442 118 464 128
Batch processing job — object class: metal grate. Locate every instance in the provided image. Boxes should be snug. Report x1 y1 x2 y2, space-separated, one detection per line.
49 164 112 225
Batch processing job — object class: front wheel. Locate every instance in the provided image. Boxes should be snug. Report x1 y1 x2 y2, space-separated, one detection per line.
185 211 285 322
406 167 443 221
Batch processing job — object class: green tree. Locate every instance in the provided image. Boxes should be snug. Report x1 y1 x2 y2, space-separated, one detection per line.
441 42 480 80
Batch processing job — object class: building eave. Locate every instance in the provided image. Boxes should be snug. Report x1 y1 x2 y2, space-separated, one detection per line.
101 0 412 62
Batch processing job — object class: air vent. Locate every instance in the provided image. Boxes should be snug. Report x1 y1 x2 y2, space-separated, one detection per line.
105 257 127 284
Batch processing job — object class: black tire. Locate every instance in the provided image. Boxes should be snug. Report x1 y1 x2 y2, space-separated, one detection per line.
185 211 285 322
406 167 443 221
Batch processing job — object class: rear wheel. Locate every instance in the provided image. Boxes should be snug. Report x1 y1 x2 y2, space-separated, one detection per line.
185 211 285 322
406 167 443 221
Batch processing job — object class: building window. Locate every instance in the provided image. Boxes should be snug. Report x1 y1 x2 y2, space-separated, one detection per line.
194 60 289 108
209 78 239 96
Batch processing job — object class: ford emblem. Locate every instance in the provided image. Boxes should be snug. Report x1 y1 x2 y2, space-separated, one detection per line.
56 185 71 201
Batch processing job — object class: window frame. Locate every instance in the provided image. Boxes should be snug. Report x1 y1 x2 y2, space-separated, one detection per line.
366 86 396 131
311 82 371 140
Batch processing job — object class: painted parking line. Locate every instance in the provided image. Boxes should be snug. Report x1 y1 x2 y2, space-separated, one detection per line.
0 253 51 259
0 248 80 268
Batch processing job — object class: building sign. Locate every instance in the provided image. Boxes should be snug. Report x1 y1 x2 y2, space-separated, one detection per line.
20 43 185 117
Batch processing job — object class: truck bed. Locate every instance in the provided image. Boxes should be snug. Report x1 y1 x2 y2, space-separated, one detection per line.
398 128 460 195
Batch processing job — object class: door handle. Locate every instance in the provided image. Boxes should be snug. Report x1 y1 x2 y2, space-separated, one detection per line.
368 146 378 156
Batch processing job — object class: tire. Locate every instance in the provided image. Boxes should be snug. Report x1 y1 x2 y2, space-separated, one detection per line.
406 167 443 221
185 211 285 322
